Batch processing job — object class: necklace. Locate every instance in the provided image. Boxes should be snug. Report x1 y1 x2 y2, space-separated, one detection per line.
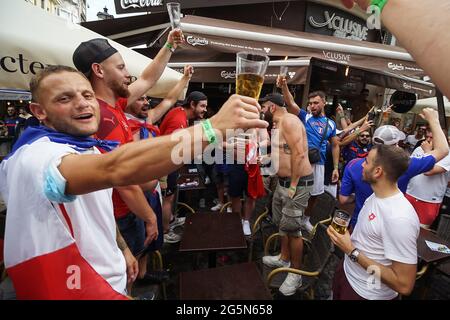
272 1 290 21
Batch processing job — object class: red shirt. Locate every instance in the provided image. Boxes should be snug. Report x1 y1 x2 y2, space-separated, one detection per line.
159 107 188 136
96 98 133 219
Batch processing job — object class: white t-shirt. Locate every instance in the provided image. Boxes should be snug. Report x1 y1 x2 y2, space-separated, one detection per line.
344 192 419 300
0 137 127 298
406 135 419 147
407 147 450 203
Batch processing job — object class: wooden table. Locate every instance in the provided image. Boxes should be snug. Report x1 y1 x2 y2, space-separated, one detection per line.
179 212 247 268
417 228 450 264
180 262 272 300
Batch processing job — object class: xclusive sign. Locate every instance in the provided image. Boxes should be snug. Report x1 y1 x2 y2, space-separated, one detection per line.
305 3 378 42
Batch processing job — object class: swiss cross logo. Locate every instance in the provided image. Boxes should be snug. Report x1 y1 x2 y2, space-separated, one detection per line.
369 213 376 221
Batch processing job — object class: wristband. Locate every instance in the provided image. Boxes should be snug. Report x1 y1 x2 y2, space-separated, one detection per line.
355 128 361 136
165 42 175 53
289 185 296 191
334 164 339 170
370 0 389 13
201 119 217 144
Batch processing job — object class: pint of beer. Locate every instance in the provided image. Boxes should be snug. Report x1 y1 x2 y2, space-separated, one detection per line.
331 210 351 235
236 73 264 99
236 52 269 100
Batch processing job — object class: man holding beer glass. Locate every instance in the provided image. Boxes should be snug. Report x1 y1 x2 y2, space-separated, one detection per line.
260 92 314 296
328 145 419 300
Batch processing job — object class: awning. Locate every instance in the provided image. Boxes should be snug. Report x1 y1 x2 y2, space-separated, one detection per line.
138 15 433 95
413 96 450 115
167 58 310 84
0 1 183 99
81 13 434 96
0 89 32 101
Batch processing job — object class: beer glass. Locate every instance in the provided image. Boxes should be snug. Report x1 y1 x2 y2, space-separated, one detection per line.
167 2 181 30
331 210 351 235
236 52 269 100
279 65 288 77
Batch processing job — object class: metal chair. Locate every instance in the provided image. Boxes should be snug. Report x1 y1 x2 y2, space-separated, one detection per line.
150 250 167 300
436 214 450 242
264 223 334 299
307 191 337 238
175 202 195 215
219 201 232 214
247 206 269 262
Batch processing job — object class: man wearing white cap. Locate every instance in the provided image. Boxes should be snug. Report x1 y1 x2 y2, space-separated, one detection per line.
339 108 449 229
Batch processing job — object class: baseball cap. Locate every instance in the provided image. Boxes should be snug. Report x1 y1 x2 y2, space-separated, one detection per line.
72 38 118 76
259 93 285 107
183 91 207 106
373 125 406 145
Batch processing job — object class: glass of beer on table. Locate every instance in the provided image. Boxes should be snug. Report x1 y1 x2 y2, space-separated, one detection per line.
331 210 351 235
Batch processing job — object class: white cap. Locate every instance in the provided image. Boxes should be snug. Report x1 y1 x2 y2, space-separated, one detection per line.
373 125 406 145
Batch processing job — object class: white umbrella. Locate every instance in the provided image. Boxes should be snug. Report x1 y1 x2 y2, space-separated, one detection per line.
0 1 182 98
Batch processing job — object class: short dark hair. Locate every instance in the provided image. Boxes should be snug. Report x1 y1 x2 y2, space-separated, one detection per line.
30 65 86 102
182 91 207 108
372 144 410 182
308 91 326 101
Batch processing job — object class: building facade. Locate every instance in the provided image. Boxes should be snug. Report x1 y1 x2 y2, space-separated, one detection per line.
24 0 87 23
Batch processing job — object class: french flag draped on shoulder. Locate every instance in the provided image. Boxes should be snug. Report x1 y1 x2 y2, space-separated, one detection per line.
0 126 128 300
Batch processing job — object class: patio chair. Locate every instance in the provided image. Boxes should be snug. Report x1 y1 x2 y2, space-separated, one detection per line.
436 214 450 242
263 223 334 299
150 250 167 300
175 202 195 215
307 191 337 238
247 206 269 262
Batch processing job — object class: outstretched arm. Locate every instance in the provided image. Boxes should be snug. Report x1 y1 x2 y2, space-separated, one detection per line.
128 29 184 105
277 76 301 116
148 65 193 124
59 95 268 195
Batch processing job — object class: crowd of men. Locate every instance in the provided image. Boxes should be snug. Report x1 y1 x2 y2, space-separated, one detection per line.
1 0 450 301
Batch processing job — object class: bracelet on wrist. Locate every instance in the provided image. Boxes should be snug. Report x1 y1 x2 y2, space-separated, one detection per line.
201 119 218 145
165 42 175 53
370 0 389 14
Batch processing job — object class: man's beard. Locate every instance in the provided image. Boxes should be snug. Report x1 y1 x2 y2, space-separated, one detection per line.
362 170 375 184
109 79 130 98
195 111 205 120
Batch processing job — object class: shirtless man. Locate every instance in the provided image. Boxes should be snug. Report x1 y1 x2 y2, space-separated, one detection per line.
260 93 313 296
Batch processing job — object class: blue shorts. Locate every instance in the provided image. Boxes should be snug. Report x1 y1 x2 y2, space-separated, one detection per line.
116 190 164 256
165 170 179 197
227 164 248 198
116 212 146 256
145 190 164 252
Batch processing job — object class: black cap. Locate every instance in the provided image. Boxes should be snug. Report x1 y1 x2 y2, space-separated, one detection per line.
72 38 118 76
259 93 285 107
183 91 208 106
